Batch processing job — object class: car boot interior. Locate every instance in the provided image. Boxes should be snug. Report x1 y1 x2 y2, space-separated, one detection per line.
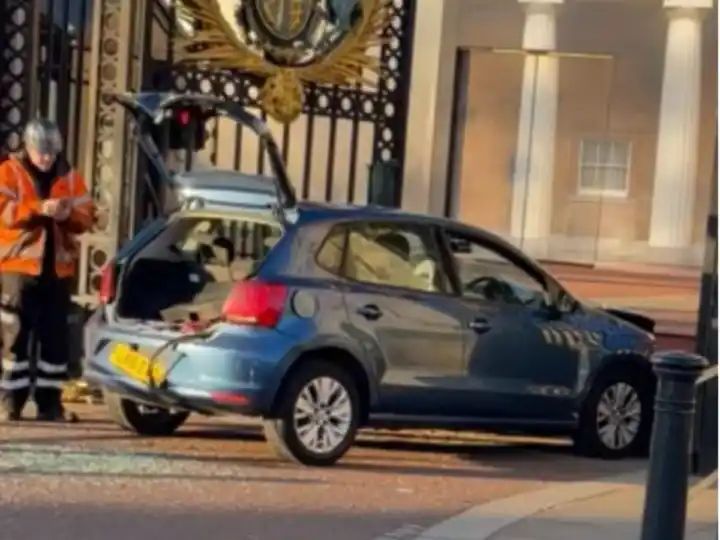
117 215 280 323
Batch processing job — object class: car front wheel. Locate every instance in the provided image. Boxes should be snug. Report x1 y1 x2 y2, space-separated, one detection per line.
575 369 653 459
104 390 190 436
263 360 360 466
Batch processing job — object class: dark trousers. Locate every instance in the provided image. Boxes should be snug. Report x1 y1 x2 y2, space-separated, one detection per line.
0 272 70 414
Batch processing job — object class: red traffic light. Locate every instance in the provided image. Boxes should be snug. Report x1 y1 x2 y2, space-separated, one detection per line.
177 109 191 126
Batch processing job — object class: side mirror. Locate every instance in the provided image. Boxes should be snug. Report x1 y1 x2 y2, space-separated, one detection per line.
557 293 579 314
547 290 578 314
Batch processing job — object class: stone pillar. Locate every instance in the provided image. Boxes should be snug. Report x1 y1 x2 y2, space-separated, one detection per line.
510 0 563 254
402 0 459 215
78 0 147 302
649 0 712 248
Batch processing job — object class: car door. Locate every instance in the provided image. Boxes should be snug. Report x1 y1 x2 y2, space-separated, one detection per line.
442 230 582 422
333 220 468 416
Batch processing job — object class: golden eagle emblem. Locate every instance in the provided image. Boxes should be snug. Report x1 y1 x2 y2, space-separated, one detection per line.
175 0 388 123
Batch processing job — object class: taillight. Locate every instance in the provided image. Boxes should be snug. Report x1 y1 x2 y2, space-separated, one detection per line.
222 281 288 328
99 263 116 304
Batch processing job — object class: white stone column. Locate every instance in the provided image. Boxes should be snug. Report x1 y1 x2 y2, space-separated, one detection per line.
649 0 712 248
510 0 563 253
402 0 459 215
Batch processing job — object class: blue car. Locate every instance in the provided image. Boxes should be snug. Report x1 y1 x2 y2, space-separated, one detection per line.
83 93 656 466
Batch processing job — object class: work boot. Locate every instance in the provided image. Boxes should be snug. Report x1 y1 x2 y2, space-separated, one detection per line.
0 409 21 422
37 406 78 423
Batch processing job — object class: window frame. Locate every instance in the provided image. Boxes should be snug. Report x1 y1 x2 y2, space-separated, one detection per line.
314 219 456 297
577 138 632 199
439 226 551 305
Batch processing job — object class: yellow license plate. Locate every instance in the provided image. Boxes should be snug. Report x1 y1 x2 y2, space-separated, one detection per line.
109 344 166 385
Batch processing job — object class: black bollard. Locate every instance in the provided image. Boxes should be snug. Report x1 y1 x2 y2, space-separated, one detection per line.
640 351 709 540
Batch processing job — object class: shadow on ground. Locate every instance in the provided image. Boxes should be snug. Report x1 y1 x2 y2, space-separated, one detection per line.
0 505 442 540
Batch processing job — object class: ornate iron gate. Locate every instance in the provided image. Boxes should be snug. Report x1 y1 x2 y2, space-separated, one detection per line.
147 0 416 208
0 0 417 303
0 0 94 163
0 0 37 156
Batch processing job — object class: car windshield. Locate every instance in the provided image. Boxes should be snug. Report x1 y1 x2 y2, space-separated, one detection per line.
448 234 547 306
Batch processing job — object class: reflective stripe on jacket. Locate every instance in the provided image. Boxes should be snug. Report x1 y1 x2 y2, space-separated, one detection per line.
0 155 94 277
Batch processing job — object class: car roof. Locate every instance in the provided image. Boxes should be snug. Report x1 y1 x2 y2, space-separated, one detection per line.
293 201 555 284
296 201 499 238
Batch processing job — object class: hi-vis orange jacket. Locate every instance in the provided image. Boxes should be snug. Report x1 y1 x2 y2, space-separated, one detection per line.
0 154 94 278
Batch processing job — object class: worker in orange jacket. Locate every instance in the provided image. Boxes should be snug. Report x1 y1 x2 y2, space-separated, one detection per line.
0 119 94 422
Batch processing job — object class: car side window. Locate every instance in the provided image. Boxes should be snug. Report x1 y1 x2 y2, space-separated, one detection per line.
445 232 546 305
316 222 451 294
340 222 449 294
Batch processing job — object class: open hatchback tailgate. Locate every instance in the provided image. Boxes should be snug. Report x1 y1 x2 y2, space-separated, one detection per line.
113 91 298 212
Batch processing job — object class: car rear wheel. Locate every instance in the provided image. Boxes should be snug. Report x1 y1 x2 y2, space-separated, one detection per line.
104 390 190 436
575 368 653 459
263 360 360 466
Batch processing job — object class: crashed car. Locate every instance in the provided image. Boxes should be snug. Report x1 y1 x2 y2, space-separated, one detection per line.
83 92 656 466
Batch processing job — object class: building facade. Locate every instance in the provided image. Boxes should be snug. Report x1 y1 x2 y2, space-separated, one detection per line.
404 0 717 268
0 0 716 286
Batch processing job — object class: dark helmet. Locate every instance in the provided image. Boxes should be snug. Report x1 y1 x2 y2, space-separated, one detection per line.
23 119 63 155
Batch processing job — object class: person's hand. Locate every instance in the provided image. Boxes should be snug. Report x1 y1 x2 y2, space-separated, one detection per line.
55 199 72 222
40 199 62 218
40 198 71 220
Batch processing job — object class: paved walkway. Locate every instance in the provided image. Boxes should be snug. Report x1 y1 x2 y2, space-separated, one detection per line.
404 471 717 540
488 477 717 540
548 262 701 341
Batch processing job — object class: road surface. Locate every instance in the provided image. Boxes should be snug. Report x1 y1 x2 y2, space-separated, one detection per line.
0 403 644 540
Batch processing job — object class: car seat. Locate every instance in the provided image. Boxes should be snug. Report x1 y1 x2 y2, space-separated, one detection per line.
413 258 439 292
375 232 410 260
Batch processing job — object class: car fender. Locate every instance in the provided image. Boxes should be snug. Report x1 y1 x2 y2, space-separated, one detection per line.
260 334 380 413
577 351 655 407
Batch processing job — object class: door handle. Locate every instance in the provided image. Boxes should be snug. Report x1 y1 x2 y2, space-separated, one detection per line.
357 304 383 321
469 318 491 334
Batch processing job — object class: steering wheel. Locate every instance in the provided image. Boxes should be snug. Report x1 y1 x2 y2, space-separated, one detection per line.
464 276 514 301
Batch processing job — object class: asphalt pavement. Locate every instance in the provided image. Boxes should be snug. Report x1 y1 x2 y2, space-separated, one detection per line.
0 403 648 540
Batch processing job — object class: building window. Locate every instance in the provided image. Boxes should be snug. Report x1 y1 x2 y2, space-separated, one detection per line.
578 139 631 198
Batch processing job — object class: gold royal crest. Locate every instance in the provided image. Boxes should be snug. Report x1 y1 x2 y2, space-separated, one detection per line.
256 0 315 42
175 0 388 123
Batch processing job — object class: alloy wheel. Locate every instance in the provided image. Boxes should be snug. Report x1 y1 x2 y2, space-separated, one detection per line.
293 376 352 454
596 382 642 450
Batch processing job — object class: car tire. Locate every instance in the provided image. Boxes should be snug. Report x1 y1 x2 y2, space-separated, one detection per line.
263 359 360 466
104 390 190 436
574 368 653 459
